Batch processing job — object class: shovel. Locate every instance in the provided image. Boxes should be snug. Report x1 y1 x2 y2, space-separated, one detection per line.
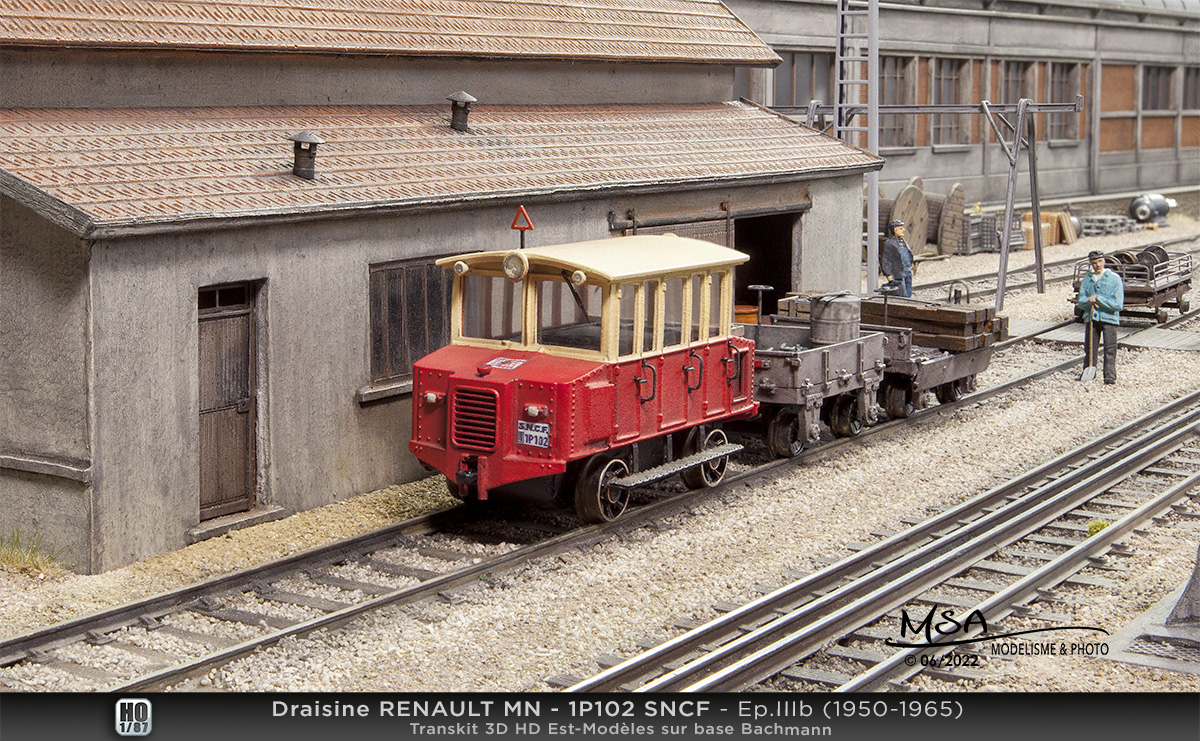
1080 312 1097 381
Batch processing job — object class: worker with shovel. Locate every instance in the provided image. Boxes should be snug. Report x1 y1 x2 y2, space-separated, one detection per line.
1077 250 1124 384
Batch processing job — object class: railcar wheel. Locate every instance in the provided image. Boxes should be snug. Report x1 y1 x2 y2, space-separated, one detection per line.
830 396 863 438
767 407 805 459
575 456 631 524
1180 299 1191 314
880 380 914 419
681 427 731 488
935 378 969 404
1157 307 1170 323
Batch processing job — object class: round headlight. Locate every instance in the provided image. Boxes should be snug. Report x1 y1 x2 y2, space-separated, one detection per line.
453 260 469 275
570 270 587 285
502 252 528 282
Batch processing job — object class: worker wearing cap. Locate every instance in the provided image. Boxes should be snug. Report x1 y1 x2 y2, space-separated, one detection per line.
881 219 914 298
1077 250 1124 384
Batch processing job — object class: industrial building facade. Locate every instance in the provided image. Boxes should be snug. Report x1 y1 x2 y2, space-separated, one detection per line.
728 0 1199 204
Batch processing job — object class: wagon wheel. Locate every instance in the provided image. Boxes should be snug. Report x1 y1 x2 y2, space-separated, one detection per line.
574 456 631 523
1156 307 1170 324
680 427 730 489
880 379 914 419
767 407 805 459
935 378 968 405
830 395 863 438
1180 299 1191 314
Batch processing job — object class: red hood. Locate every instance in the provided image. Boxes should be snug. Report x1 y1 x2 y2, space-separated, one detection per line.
416 345 606 385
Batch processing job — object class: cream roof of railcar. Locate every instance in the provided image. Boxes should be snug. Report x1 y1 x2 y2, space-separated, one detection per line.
437 235 749 284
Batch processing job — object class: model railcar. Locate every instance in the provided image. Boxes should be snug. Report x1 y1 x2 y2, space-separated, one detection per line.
409 235 758 523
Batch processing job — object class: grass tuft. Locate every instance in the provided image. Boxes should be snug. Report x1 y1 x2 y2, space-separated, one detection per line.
0 530 71 576
1087 519 1109 538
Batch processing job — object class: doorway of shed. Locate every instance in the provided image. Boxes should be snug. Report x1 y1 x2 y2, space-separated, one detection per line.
198 282 258 520
734 213 797 315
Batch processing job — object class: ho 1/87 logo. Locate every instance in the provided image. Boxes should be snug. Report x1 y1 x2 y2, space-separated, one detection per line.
115 698 152 737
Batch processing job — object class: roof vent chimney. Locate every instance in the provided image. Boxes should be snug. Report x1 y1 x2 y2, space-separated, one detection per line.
287 130 325 180
447 91 477 132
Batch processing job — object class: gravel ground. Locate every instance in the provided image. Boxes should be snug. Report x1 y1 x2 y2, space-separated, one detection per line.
2 218 1199 694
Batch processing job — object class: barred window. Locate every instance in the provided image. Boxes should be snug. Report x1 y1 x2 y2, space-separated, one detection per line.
999 61 1032 105
880 56 914 147
1184 67 1200 110
932 59 969 145
1143 66 1173 110
1047 63 1080 140
369 259 451 384
772 52 833 108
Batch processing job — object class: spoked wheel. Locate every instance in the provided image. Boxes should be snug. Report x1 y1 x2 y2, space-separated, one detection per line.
574 456 631 524
935 378 967 405
830 395 863 438
880 379 914 420
680 427 731 489
767 407 805 459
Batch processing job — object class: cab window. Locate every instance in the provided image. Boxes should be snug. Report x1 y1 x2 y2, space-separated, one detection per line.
709 271 725 338
689 274 703 344
618 284 637 356
462 273 523 342
663 277 685 348
536 279 603 353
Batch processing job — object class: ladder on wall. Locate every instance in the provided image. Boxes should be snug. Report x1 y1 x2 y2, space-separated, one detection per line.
834 0 881 290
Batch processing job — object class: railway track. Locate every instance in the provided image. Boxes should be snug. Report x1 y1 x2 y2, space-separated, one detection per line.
912 233 1200 299
1 307 1195 692
562 391 1200 692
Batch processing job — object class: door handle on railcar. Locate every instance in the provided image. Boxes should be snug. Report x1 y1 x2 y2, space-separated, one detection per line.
635 358 658 404
684 349 704 392
722 340 742 386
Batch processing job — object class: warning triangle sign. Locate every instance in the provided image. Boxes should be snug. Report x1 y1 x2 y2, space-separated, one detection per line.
511 205 534 231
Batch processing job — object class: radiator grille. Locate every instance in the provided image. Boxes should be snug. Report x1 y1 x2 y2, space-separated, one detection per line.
451 388 499 451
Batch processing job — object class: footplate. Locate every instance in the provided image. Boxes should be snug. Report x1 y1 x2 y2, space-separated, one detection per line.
608 443 742 490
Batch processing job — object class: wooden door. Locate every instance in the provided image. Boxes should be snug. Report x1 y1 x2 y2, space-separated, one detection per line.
198 284 256 520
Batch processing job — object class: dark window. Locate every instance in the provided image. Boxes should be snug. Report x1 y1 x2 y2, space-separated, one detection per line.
369 260 451 385
880 56 914 147
772 52 833 107
199 284 251 313
1184 67 1200 110
1143 66 1173 110
932 59 968 145
999 61 1031 105
1047 63 1080 140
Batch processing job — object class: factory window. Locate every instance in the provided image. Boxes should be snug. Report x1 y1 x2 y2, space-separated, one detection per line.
772 52 833 108
931 58 969 145
1047 63 1080 140
999 61 1033 104
1184 67 1200 110
880 56 915 147
1143 66 1173 111
369 259 451 385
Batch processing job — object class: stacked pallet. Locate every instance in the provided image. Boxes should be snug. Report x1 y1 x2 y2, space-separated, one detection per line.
1020 211 1078 247
1080 215 1145 236
965 214 1025 254
859 299 1009 352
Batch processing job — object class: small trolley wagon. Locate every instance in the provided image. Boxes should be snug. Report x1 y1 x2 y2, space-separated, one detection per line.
1072 245 1192 323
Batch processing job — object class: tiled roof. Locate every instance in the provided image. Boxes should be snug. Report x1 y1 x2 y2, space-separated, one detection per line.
0 0 780 65
0 102 882 236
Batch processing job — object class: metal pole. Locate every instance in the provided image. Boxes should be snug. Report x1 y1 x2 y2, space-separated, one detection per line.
1027 109 1045 293
865 0 879 294
995 99 1029 313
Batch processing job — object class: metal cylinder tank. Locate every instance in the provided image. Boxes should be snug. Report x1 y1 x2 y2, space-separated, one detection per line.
810 293 861 345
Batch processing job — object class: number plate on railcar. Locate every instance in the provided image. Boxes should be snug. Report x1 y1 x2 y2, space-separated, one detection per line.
516 421 550 448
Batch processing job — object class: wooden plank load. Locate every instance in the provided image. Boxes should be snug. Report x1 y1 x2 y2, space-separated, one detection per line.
777 294 1009 353
859 298 1008 352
